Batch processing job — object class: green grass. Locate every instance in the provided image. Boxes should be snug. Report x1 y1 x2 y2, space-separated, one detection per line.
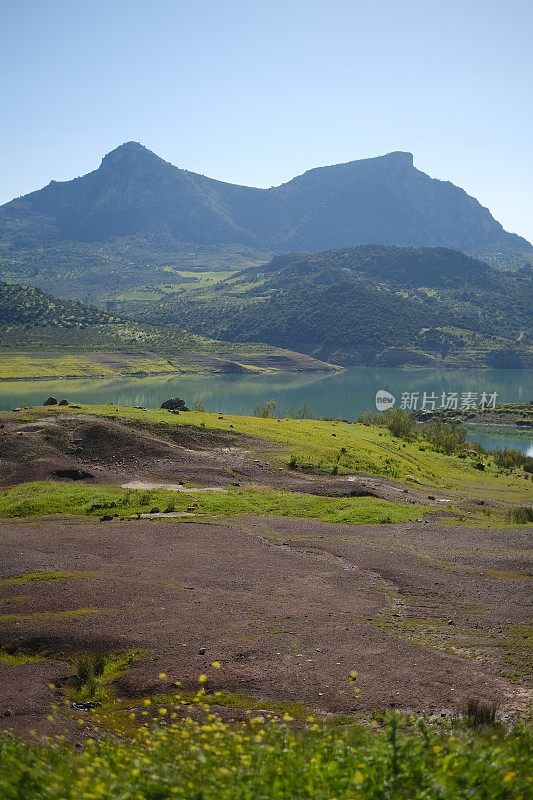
0 649 46 665
0 570 98 586
35 404 533 503
0 710 530 799
0 350 182 380
0 607 110 623
67 651 142 703
0 482 428 525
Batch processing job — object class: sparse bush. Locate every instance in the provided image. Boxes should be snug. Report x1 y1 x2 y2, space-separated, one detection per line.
384 409 415 440
493 447 527 471
71 654 106 698
424 419 467 454
254 400 277 418
464 698 498 728
357 410 382 426
508 505 533 524
288 402 313 419
288 455 298 470
192 401 206 412
357 408 414 440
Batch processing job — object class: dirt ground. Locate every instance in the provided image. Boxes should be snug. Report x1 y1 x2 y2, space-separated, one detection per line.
0 413 434 504
0 514 531 737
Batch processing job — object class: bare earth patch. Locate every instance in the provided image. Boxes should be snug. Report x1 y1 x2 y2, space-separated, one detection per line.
0 515 530 736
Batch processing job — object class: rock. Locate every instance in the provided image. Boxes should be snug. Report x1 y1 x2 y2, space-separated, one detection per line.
3 708 13 717
71 701 101 711
198 647 207 655
53 468 94 481
58 399 69 406
43 396 58 406
100 515 114 521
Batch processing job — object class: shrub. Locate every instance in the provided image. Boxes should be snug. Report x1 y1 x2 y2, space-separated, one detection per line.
357 409 414 440
424 419 467 454
508 506 533 524
71 654 106 697
493 448 527 471
357 410 383 426
161 397 189 411
288 402 314 419
254 400 277 418
383 409 415 440
464 699 498 728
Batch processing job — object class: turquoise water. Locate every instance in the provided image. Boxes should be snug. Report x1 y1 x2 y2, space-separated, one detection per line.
1 367 531 453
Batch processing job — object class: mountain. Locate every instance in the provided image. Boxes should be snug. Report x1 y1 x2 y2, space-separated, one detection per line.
139 246 533 368
0 281 334 375
0 282 113 328
0 143 530 260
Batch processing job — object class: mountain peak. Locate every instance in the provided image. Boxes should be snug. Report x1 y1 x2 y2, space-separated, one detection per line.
1 145 530 255
381 151 414 167
100 141 162 169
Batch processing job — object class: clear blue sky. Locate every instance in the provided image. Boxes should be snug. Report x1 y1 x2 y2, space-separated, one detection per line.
1 0 532 241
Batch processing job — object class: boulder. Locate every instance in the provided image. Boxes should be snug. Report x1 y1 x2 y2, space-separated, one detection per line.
161 397 189 412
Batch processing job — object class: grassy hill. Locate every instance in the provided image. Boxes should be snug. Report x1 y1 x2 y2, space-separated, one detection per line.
132 246 533 368
0 282 335 378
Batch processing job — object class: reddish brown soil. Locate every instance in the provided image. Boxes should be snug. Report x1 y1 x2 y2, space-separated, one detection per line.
0 413 431 504
0 515 530 737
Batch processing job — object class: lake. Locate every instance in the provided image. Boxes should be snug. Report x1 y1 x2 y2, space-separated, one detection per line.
1 367 531 454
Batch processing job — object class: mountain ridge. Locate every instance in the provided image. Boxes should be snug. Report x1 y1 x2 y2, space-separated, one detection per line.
1 142 530 255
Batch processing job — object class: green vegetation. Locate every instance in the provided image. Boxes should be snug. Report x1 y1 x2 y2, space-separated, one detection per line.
358 409 415 440
69 651 141 702
0 282 334 378
254 399 278 418
494 448 533 472
424 419 468 455
0 570 97 586
0 283 115 328
0 705 530 799
0 649 46 666
139 246 533 368
0 607 108 623
507 505 533 524
0 482 428 525
32 404 533 504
